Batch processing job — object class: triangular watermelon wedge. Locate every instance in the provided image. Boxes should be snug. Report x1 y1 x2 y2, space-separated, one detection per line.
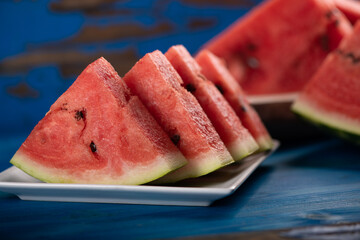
201 0 352 95
196 50 273 151
123 50 234 183
10 58 187 185
292 21 360 144
165 45 259 161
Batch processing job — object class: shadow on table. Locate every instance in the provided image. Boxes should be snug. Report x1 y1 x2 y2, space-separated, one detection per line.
274 139 360 171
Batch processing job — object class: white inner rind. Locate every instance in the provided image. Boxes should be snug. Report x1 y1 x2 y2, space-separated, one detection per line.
153 150 234 184
256 135 273 152
10 150 187 185
292 96 360 136
228 137 259 161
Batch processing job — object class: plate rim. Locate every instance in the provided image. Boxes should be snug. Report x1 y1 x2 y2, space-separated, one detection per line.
248 93 298 105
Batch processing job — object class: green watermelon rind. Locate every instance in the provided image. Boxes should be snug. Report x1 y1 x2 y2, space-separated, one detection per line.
292 99 360 145
10 151 70 183
10 150 187 185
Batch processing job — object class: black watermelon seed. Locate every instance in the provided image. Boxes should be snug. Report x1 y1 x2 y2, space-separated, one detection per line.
326 8 340 19
247 42 257 52
353 57 360 64
338 50 360 63
90 141 97 153
215 84 224 95
247 57 259 69
346 52 355 59
185 83 196 93
325 11 333 19
319 34 330 52
346 53 360 63
171 135 180 146
241 104 247 112
75 109 85 121
61 103 68 111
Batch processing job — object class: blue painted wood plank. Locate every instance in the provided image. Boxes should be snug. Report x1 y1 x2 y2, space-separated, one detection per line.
0 0 259 136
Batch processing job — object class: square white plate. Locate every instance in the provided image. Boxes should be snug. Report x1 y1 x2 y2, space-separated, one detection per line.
0 141 278 206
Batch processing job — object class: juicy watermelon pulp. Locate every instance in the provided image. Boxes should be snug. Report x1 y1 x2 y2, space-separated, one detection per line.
165 45 259 162
292 21 360 144
10 58 187 185
196 50 273 151
202 0 352 95
123 50 234 183
333 0 360 25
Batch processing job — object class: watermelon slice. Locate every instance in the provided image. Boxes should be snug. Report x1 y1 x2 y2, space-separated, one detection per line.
196 50 273 151
292 21 360 144
123 50 234 183
10 57 187 185
165 45 259 162
201 0 352 95
333 0 360 25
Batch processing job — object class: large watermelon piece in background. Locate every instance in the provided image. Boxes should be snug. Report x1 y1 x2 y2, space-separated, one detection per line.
123 50 234 183
202 0 352 95
165 45 259 162
196 50 273 151
10 58 187 184
292 21 360 144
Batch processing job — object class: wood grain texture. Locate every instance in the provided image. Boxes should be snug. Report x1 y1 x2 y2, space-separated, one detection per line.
0 136 359 240
0 0 254 136
176 222 360 240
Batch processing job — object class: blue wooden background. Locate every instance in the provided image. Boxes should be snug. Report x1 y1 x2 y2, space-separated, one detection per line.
1 1 360 239
0 0 261 138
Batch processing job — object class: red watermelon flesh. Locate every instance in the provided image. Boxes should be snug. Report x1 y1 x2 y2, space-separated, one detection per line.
123 50 234 183
333 0 360 25
292 21 360 143
280 7 352 92
202 0 352 95
196 50 273 151
165 45 259 162
10 57 187 185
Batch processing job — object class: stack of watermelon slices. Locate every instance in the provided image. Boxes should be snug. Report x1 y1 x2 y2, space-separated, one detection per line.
11 0 360 184
195 50 273 151
122 50 236 183
164 45 259 162
10 46 273 185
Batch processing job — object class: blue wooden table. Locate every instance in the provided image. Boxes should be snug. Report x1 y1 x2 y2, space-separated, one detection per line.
0 135 359 239
1 1 360 239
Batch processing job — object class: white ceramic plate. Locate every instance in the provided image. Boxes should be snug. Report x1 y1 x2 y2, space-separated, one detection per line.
248 92 298 105
0 141 278 206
